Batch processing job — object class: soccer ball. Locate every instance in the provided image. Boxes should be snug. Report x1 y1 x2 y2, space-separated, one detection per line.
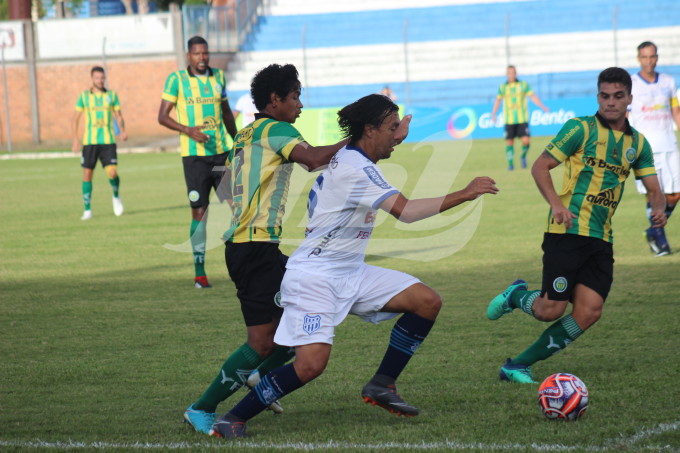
537 373 588 420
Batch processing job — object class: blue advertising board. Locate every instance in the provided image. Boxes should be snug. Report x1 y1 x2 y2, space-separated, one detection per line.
403 97 598 143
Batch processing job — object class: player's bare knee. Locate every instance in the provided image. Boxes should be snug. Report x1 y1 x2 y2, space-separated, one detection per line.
532 300 565 322
415 287 442 320
293 360 326 383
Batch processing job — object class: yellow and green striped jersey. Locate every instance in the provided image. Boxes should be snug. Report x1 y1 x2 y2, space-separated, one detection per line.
75 89 120 145
544 113 656 243
497 80 533 125
224 115 305 243
161 67 232 157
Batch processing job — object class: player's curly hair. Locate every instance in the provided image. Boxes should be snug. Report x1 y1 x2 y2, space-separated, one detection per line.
250 64 301 110
598 67 632 94
337 94 398 143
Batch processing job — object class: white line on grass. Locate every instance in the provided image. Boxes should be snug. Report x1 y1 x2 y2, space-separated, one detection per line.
1 422 678 451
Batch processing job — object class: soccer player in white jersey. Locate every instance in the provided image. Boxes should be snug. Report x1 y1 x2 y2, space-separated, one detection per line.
209 94 498 439
629 41 680 256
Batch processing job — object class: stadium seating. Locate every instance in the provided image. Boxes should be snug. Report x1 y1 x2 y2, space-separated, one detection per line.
226 0 680 109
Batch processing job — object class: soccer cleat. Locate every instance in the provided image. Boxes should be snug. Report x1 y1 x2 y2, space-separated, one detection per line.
183 404 216 434
194 276 212 288
521 156 527 169
644 228 661 254
246 370 283 414
210 414 248 439
80 210 93 220
486 279 528 320
646 227 672 256
499 358 538 384
361 380 419 417
655 245 671 257
508 162 514 171
112 196 124 216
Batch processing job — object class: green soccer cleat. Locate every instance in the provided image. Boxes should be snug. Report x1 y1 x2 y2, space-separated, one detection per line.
183 404 216 434
499 358 537 384
487 279 527 320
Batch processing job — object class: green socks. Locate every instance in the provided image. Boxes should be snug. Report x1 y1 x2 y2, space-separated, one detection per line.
513 314 583 366
505 145 514 165
194 343 262 412
109 176 120 198
256 346 295 377
82 181 92 210
521 145 529 158
510 289 541 315
190 219 207 277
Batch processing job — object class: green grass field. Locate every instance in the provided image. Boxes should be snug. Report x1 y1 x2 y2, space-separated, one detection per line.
1 138 679 452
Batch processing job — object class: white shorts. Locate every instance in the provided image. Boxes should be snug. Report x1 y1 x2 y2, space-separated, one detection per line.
274 264 421 347
636 151 680 194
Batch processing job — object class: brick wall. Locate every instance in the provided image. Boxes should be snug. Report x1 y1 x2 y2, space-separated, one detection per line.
0 56 182 145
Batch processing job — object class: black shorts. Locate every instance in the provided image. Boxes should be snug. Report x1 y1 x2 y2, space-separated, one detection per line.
81 144 117 169
541 233 614 302
182 154 231 209
225 241 288 326
504 123 530 140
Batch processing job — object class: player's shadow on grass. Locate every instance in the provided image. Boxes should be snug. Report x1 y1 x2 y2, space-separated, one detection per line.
122 204 186 216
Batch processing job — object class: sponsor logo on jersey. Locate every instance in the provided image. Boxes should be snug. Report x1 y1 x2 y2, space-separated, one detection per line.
363 166 391 189
185 96 219 105
583 156 630 177
586 188 618 208
554 124 580 148
553 277 568 293
308 226 341 257
303 314 321 335
202 116 219 131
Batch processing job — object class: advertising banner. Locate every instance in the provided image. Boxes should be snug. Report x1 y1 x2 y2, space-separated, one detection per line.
292 97 598 145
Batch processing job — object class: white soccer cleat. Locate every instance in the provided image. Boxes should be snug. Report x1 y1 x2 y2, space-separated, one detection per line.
80 210 93 220
112 196 124 216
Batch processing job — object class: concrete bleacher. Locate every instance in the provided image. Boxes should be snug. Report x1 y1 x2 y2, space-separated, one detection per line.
226 0 680 109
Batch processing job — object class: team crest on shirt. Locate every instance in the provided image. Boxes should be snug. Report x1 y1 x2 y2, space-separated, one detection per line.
553 277 568 293
303 314 321 335
625 148 636 163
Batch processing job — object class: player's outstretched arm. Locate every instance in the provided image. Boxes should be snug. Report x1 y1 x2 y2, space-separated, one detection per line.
289 138 349 172
530 94 550 112
380 176 498 224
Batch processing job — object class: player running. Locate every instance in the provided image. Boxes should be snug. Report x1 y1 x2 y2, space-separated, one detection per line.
181 63 348 435
210 93 498 438
486 68 666 384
